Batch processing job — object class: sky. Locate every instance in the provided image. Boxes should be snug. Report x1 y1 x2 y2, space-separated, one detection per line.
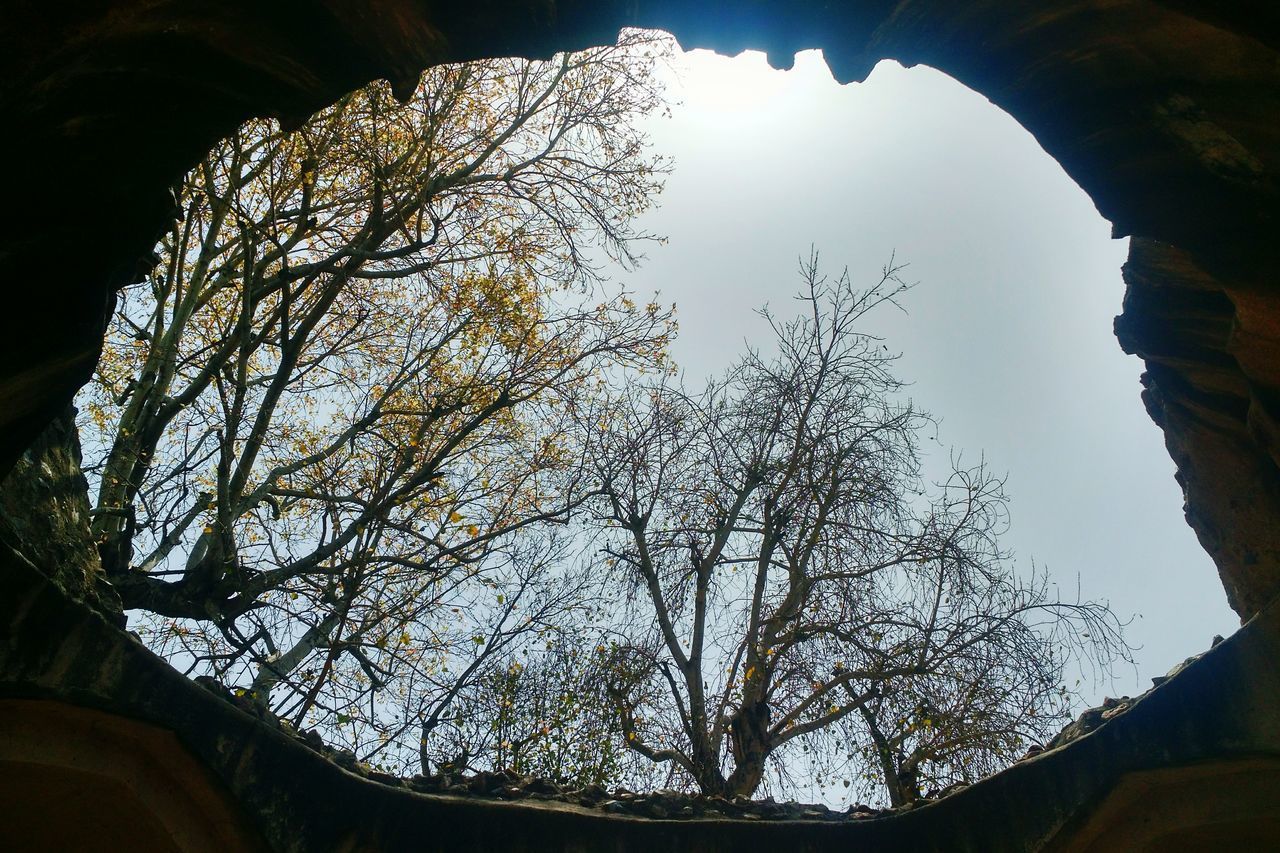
617 46 1239 704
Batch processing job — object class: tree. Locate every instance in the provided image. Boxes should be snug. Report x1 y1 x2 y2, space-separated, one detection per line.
70 31 675 772
426 634 641 787
587 254 1130 802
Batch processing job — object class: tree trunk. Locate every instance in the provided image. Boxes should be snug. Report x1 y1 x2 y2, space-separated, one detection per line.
725 700 771 796
872 742 912 807
859 705 920 808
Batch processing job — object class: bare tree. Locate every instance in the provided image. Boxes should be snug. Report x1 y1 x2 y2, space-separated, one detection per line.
587 253 1131 801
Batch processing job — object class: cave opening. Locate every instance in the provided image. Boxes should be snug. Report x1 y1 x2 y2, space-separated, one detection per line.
53 32 1239 809
2 4 1278 849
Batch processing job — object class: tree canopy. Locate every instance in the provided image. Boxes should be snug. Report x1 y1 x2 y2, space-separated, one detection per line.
75 31 675 772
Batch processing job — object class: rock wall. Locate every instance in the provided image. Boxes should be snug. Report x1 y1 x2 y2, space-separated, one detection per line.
0 406 121 619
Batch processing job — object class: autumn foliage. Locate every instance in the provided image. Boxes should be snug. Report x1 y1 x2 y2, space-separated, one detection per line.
78 32 674 773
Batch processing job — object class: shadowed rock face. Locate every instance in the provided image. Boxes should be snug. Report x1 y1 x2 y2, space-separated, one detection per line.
0 406 121 617
3 1 1279 620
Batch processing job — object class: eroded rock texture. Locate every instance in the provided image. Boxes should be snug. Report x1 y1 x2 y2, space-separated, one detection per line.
2 1 1278 622
0 406 121 619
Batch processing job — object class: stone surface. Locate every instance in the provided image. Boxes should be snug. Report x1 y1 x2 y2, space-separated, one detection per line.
0 406 121 620
0 699 265 852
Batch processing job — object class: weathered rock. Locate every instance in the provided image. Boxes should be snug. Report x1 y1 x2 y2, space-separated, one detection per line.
601 800 630 815
0 406 121 620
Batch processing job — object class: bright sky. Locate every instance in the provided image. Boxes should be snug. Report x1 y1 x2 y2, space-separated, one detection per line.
621 46 1239 706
